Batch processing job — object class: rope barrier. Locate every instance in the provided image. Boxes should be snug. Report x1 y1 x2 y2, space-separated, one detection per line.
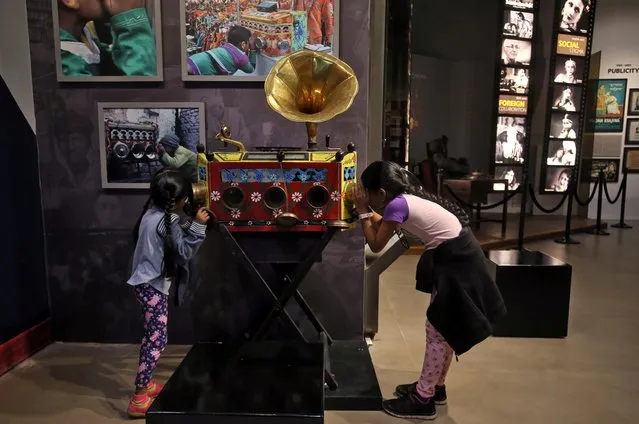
528 185 570 214
445 185 518 210
603 174 626 205
574 178 599 206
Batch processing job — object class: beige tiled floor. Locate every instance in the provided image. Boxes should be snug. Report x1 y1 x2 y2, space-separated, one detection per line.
1 228 639 423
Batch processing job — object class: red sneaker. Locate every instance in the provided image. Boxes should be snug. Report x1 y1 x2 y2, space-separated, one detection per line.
127 393 153 419
144 381 164 398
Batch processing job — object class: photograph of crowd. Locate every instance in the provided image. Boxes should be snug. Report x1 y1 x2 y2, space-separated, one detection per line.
503 10 534 39
495 116 526 165
500 67 530 94
182 0 338 80
98 103 205 189
53 0 163 81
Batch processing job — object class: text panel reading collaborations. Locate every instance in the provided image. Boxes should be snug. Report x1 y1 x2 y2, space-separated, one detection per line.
554 56 585 84
591 79 627 133
498 95 528 115
495 116 526 165
52 0 164 82
503 10 534 39
556 34 587 56
551 84 583 113
181 0 340 81
544 166 572 193
547 139 578 166
557 0 594 35
505 0 535 10
500 67 530 94
501 39 532 66
493 166 522 192
98 103 206 189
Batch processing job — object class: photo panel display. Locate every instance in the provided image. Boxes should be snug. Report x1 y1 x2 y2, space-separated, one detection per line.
501 39 532 66
503 10 534 39
505 0 535 10
52 0 164 82
582 158 620 183
592 79 627 133
500 67 530 94
553 56 585 84
544 166 573 193
623 147 639 173
625 119 639 144
628 89 639 116
546 139 578 166
495 116 526 165
551 84 583 113
557 0 594 35
550 112 579 139
181 0 340 81
493 165 523 192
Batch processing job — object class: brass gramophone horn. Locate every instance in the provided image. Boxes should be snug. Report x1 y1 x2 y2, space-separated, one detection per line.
264 50 359 150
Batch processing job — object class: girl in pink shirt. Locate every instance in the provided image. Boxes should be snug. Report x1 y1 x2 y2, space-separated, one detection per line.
354 160 506 420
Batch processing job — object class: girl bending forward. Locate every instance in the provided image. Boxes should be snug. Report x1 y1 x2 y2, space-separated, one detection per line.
126 169 211 418
354 161 507 420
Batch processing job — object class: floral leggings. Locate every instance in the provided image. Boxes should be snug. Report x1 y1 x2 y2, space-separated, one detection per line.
416 290 455 399
134 284 169 388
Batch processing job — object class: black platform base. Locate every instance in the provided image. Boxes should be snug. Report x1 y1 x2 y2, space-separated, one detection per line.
146 340 382 424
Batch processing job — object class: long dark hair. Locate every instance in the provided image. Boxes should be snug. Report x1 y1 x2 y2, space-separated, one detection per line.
132 169 191 278
360 160 470 227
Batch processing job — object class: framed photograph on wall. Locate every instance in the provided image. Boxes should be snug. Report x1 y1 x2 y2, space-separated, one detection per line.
591 79 628 133
98 102 206 189
627 89 639 116
581 158 620 183
52 0 164 82
181 0 340 82
625 118 639 145
622 147 639 173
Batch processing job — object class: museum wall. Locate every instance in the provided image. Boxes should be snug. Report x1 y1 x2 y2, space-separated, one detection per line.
588 0 639 220
25 0 370 344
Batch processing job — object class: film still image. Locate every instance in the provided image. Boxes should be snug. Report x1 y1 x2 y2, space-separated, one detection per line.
547 139 577 166
54 0 162 80
554 56 585 84
558 0 593 34
626 119 639 144
628 89 639 116
503 10 534 39
545 167 572 193
493 166 522 192
501 39 532 66
183 0 337 79
551 84 583 112
550 112 579 139
500 67 530 94
495 116 526 165
99 104 204 189
583 158 620 183
505 0 535 10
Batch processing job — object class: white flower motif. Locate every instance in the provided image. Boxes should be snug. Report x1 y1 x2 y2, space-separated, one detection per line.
272 182 281 187
272 208 282 217
248 221 253 226
321 220 327 225
303 220 309 225
330 191 341 202
291 192 303 203
313 209 323 219
313 182 321 186
210 191 221 201
230 182 239 187
251 192 262 202
228 221 235 226
231 209 241 219
266 221 272 225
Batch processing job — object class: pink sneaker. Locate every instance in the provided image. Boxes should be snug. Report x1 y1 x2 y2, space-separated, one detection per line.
127 393 153 419
144 380 164 398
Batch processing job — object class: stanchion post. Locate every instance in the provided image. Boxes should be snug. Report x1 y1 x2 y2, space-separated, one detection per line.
586 170 610 236
611 168 633 229
555 179 580 245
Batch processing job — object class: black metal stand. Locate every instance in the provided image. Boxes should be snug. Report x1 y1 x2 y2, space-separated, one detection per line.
218 224 340 390
612 169 633 229
555 181 580 245
586 171 610 236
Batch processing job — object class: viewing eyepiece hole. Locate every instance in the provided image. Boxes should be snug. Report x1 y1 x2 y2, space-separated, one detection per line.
222 187 245 210
264 186 287 210
307 186 330 208
112 142 130 159
131 143 145 159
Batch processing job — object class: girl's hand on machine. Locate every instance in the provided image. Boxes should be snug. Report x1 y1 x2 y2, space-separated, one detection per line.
195 207 211 224
353 183 370 214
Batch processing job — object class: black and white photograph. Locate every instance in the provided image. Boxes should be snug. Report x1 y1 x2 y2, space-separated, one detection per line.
625 118 639 145
500 67 530 94
627 89 639 116
547 139 578 166
495 116 526 165
503 10 534 39
550 112 579 139
501 39 532 66
493 166 522 192
545 167 572 193
98 102 206 189
583 158 620 183
553 56 585 84
557 0 593 34
552 84 583 112
505 0 535 10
